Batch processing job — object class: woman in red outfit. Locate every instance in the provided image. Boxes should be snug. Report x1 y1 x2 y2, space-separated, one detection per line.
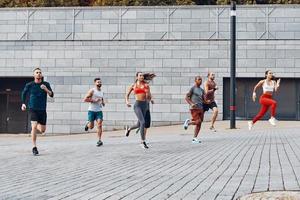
125 72 155 149
248 70 281 130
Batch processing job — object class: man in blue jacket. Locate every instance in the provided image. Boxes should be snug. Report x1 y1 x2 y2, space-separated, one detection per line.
21 68 54 156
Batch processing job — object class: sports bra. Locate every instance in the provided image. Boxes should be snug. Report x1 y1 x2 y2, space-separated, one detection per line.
133 83 149 94
262 80 275 93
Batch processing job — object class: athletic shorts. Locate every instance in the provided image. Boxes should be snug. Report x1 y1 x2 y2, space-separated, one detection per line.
88 111 103 122
30 109 47 125
145 110 151 129
190 108 204 123
203 101 218 112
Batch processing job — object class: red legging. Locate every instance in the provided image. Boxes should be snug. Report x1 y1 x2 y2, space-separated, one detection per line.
252 93 277 124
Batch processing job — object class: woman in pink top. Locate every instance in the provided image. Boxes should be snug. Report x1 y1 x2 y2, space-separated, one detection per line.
248 70 281 130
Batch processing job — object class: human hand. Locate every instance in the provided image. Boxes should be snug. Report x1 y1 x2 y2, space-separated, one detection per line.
276 78 281 87
40 84 47 90
21 104 26 111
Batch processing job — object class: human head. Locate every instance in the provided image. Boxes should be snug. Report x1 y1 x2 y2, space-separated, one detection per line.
94 77 102 88
136 72 144 82
194 76 202 86
33 68 43 81
207 72 215 80
265 70 274 80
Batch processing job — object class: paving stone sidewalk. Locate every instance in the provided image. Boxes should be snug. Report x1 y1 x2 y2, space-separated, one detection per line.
0 121 300 200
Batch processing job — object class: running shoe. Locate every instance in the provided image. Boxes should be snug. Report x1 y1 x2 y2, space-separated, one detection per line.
32 147 39 156
268 117 277 126
84 122 89 132
125 125 131 137
209 126 217 132
183 119 190 130
140 141 149 149
192 138 201 144
248 121 253 130
96 140 103 147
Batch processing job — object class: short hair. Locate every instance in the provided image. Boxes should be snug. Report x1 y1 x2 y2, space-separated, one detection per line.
33 67 41 72
195 76 202 81
207 71 215 78
94 78 101 82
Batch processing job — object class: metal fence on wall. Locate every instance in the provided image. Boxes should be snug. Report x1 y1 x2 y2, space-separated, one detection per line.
0 5 300 41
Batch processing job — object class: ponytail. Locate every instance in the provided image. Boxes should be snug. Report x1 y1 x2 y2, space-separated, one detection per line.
135 72 156 83
143 73 156 81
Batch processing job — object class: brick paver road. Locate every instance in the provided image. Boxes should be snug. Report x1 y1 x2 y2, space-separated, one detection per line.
0 121 300 200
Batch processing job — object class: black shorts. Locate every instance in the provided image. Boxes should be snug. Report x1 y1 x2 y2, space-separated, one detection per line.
203 101 218 112
145 110 151 129
30 109 47 125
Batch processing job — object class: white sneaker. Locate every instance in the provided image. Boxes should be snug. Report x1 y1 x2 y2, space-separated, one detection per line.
209 126 216 132
183 119 190 130
192 138 201 144
248 121 253 130
268 117 277 126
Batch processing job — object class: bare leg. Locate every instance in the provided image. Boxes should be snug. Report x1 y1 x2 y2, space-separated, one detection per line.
88 121 94 130
194 124 201 138
37 124 46 135
96 120 103 140
31 122 38 147
211 107 218 128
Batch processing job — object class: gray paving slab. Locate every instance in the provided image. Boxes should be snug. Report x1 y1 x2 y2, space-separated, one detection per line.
0 121 300 200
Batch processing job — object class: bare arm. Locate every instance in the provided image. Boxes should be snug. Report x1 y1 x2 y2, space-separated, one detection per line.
252 80 264 102
101 93 105 107
274 79 281 92
83 89 94 103
125 84 134 107
146 85 154 104
185 88 196 108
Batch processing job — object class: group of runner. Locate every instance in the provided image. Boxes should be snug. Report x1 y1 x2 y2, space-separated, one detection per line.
21 68 280 155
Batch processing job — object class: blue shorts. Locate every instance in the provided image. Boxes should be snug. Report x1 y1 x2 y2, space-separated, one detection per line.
88 111 103 122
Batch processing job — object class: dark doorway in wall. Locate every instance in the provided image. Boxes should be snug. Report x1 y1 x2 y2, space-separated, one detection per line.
223 78 300 120
0 77 33 133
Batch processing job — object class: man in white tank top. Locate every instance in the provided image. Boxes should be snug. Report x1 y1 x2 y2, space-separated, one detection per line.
84 78 105 146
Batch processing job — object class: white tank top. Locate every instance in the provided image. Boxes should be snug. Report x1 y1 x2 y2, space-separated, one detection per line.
262 80 275 93
88 88 104 112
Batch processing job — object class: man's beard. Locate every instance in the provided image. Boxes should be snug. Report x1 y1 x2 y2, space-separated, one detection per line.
97 84 102 88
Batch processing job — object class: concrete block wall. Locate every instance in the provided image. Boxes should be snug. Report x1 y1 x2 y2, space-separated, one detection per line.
0 6 300 134
1 40 300 134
